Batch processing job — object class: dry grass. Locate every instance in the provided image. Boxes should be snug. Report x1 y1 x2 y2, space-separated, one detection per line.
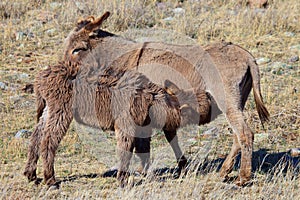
0 0 299 199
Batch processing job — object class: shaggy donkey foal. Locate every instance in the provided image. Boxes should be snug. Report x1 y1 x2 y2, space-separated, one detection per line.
24 12 187 187
24 51 187 187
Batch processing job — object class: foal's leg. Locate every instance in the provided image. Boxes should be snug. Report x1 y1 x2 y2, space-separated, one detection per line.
114 120 135 187
24 107 47 182
163 129 187 172
40 101 73 186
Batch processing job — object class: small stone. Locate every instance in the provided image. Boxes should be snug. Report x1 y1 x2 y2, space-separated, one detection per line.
18 73 29 80
15 31 25 41
289 44 300 51
187 138 197 145
256 57 271 65
254 8 266 15
284 32 295 37
10 95 22 104
163 17 174 22
0 82 8 90
288 55 299 63
289 148 300 157
202 127 219 138
156 2 166 10
15 129 31 138
50 2 62 10
46 28 57 36
75 1 85 10
173 8 185 15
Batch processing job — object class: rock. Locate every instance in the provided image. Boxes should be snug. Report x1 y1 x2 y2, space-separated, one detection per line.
256 57 271 65
46 28 57 36
10 95 23 104
15 31 34 41
15 31 25 41
15 129 31 138
163 17 174 22
50 2 62 10
75 1 85 11
0 82 8 90
254 133 269 141
289 44 300 51
269 62 293 75
289 148 300 157
173 8 185 15
8 73 30 81
187 138 197 145
14 73 29 80
284 32 295 37
156 2 167 10
288 55 299 63
202 127 219 138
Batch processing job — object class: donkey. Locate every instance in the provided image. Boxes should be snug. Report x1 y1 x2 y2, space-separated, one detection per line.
24 14 187 187
25 12 269 186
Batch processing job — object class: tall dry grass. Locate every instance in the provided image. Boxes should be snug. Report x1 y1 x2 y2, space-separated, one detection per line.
0 0 299 199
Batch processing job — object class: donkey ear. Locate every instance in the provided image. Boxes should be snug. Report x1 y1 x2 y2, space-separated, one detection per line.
164 79 180 94
85 12 110 31
76 16 95 30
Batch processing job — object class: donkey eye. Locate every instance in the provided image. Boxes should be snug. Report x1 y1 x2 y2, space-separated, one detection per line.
72 48 87 55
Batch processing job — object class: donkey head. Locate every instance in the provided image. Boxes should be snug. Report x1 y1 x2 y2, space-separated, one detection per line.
63 12 111 63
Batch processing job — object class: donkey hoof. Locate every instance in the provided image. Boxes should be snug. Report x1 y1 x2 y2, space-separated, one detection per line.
117 171 131 188
24 170 37 182
117 172 134 188
234 176 253 187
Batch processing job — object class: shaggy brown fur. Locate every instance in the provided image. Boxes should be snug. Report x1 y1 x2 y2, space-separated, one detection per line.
24 13 187 187
25 12 270 186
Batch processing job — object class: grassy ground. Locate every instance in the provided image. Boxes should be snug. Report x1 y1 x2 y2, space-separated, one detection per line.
0 0 299 199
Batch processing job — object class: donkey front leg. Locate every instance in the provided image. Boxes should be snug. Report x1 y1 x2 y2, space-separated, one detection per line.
24 109 47 182
40 104 73 186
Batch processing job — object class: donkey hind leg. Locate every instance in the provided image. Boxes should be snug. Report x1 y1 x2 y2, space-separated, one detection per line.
115 122 135 187
220 133 241 180
163 129 187 174
24 109 47 182
40 106 73 186
222 108 254 186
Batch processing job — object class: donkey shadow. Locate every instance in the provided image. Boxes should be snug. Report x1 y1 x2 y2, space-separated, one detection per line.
50 148 299 188
102 148 299 182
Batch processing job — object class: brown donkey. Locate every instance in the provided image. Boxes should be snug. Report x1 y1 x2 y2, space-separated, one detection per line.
24 14 187 187
25 12 269 186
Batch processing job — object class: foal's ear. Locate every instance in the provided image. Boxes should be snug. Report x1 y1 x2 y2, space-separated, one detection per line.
85 11 110 31
164 79 180 95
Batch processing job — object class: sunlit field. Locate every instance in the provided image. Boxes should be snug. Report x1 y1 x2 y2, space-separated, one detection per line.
0 0 299 199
